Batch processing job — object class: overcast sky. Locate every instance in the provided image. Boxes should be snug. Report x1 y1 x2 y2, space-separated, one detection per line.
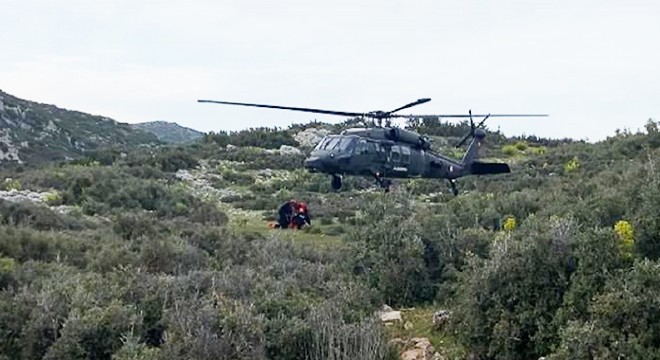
1 0 659 141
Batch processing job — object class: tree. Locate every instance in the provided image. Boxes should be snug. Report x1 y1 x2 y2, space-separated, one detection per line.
451 217 575 360
550 259 660 359
345 192 434 306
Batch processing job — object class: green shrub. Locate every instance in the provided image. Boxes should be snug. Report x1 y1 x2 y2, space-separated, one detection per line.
205 127 298 149
155 148 199 172
451 221 573 360
346 193 436 306
529 146 546 155
322 224 345 236
502 145 518 156
0 257 16 289
564 156 581 173
550 259 660 359
0 200 84 231
1 178 21 191
113 212 158 240
515 141 528 151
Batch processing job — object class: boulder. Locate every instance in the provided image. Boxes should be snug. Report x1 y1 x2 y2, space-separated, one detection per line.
0 189 48 203
279 145 303 156
400 338 436 360
432 352 447 360
377 304 402 323
294 127 330 148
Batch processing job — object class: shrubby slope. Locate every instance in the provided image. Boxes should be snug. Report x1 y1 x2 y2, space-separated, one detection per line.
2 115 660 359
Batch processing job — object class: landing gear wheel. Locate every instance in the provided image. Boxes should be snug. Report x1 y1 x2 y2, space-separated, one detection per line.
331 175 342 190
374 172 391 192
449 179 459 196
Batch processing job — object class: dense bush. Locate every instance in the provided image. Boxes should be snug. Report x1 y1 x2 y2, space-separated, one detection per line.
550 259 660 359
0 200 87 231
450 217 575 360
205 127 298 149
345 192 437 306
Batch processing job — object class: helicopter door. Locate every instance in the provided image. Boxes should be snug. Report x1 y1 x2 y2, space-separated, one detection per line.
390 146 401 163
390 145 410 173
374 143 387 161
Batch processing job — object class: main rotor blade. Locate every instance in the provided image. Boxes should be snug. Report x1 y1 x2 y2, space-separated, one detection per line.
387 98 431 114
476 114 491 128
197 99 365 118
389 113 548 118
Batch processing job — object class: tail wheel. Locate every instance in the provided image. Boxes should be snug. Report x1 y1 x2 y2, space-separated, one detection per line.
374 172 391 192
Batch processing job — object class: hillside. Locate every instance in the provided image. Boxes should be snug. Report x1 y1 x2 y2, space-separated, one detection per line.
132 121 204 143
0 90 159 166
1 119 660 360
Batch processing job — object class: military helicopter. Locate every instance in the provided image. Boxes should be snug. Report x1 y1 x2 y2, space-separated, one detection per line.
198 98 547 195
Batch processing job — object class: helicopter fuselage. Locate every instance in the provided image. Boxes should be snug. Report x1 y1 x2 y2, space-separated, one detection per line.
302 128 468 183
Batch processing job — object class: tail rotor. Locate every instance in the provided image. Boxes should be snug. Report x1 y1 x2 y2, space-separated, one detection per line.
456 110 491 148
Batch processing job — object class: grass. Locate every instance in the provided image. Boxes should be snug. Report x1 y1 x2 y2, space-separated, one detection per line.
385 306 468 359
226 208 344 248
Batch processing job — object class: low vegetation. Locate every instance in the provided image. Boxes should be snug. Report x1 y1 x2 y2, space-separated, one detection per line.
2 118 660 359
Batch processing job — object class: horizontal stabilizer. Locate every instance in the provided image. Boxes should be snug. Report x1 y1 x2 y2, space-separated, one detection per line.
470 162 510 175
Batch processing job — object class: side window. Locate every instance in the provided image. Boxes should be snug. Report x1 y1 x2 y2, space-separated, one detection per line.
375 143 387 160
391 145 401 163
401 146 411 164
357 140 367 154
338 137 356 152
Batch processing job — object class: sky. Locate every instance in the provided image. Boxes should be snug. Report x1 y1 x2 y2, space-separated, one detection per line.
1 0 659 141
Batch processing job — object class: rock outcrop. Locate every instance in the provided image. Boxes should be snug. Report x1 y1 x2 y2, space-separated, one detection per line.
377 304 402 324
294 127 330 148
394 337 445 360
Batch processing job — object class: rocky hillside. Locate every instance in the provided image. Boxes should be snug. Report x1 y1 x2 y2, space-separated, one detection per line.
132 120 204 143
0 90 159 166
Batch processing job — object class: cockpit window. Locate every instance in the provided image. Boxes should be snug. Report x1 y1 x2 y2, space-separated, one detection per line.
313 138 328 150
324 137 340 150
314 136 356 152
314 136 338 150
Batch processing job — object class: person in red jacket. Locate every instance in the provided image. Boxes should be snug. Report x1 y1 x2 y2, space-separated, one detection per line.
292 201 311 229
